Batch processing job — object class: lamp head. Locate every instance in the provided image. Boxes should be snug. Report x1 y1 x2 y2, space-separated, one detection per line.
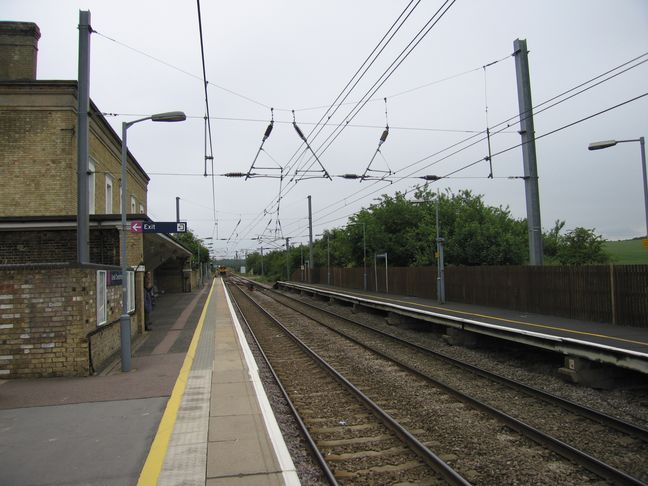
151 111 186 122
588 140 617 151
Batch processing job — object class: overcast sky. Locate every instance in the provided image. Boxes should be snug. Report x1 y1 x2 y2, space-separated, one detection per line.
5 1 648 259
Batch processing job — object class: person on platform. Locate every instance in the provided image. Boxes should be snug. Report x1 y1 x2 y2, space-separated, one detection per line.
144 271 153 331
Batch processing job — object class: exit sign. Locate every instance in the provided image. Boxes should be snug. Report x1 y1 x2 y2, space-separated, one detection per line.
130 221 187 233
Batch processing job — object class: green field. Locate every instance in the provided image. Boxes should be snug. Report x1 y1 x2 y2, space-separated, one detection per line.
604 239 648 264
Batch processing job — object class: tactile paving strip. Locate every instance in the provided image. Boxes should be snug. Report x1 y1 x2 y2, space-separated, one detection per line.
157 294 216 486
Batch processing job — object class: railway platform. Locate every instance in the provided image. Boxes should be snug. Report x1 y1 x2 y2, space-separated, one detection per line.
0 278 299 486
275 280 648 384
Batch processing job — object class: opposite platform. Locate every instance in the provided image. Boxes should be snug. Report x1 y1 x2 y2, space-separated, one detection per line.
276 281 648 376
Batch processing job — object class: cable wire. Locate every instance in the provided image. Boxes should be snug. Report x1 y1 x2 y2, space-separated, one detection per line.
293 0 458 184
196 0 217 228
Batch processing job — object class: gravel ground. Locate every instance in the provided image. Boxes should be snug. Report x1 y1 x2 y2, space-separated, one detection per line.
231 282 648 484
270 293 648 481
230 286 330 486
259 292 601 484
283 289 648 429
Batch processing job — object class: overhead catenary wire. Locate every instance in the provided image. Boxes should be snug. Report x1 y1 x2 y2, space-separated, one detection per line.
307 47 648 225
245 108 277 180
221 49 648 245
244 0 456 241
291 0 458 186
259 0 422 195
94 26 512 119
121 5 644 252
302 90 648 232
93 29 278 111
195 0 217 228
279 53 648 237
236 98 648 255
483 62 493 178
360 97 392 181
292 110 332 181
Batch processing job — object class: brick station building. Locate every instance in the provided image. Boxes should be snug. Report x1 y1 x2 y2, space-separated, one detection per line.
0 21 192 378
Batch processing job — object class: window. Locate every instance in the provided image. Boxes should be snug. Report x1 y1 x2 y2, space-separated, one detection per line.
139 203 144 214
89 159 96 215
105 175 114 214
127 271 135 313
130 196 136 214
97 270 107 326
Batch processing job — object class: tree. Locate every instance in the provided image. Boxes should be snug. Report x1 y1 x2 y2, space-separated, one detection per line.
543 220 566 260
176 231 210 268
555 227 610 265
344 187 528 266
245 188 613 283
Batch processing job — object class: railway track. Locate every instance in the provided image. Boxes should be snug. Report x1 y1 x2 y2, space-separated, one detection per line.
227 281 467 485
228 277 648 484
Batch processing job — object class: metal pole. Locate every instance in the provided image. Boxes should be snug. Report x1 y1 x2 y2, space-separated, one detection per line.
640 137 648 237
76 10 91 264
285 237 290 280
437 238 446 304
514 38 544 265
260 247 264 276
308 195 314 283
385 253 388 294
374 253 378 292
362 223 367 291
436 189 446 304
436 190 440 241
300 245 304 282
120 122 132 372
176 196 180 223
327 235 330 286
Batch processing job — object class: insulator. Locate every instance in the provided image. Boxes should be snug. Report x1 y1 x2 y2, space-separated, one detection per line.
262 122 273 141
421 175 440 181
379 128 389 144
224 172 247 178
293 122 306 141
341 174 361 179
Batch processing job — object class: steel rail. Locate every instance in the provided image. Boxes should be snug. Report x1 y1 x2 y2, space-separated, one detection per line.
228 280 470 486
260 284 646 486
225 282 339 486
264 282 648 443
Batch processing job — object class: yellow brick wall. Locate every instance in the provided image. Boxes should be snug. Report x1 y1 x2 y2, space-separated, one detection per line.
0 83 148 217
126 231 144 267
89 122 148 216
0 106 77 215
0 266 143 378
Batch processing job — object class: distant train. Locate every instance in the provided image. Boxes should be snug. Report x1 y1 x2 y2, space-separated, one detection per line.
217 265 228 277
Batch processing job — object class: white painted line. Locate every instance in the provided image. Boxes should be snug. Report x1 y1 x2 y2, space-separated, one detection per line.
222 279 300 486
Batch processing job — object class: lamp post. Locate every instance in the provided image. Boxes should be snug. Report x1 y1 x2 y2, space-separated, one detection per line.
120 111 185 372
316 233 330 286
347 222 367 290
588 137 648 238
412 195 445 304
327 234 331 286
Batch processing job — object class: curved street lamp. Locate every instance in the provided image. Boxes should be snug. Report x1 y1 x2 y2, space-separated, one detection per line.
120 111 186 372
588 136 647 237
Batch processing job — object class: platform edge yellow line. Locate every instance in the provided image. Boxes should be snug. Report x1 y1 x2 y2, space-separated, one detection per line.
137 279 216 486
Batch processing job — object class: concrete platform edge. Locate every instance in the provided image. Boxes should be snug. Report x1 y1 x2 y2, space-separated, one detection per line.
137 280 217 485
221 279 300 485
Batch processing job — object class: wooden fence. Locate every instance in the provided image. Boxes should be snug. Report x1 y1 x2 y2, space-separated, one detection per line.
291 265 648 328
